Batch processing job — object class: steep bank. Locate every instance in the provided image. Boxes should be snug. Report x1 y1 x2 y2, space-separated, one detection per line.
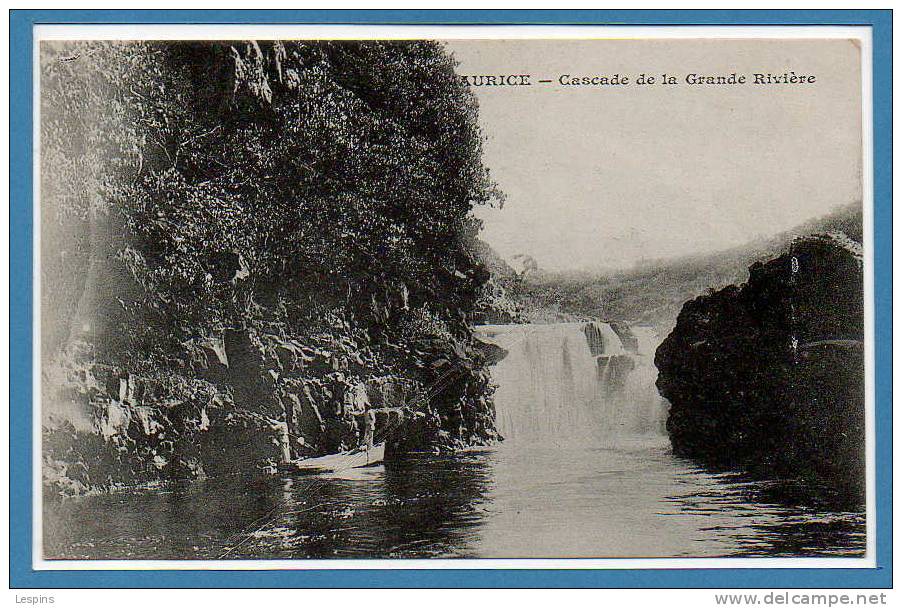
41 40 502 496
655 233 864 506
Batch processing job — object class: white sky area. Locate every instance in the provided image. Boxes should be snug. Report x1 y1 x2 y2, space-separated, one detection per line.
445 39 862 272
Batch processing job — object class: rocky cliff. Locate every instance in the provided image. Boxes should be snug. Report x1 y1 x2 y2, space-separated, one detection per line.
40 40 501 497
655 233 865 506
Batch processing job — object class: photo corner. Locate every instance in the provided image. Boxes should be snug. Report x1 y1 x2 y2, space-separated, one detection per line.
5 5 895 602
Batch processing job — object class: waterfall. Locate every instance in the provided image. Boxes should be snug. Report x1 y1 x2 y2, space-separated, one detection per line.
475 322 668 446
627 326 670 436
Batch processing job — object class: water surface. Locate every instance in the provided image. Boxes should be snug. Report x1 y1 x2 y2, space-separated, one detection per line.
44 322 865 560
44 439 865 560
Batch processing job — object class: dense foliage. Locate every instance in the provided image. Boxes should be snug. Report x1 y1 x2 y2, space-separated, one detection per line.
41 40 502 494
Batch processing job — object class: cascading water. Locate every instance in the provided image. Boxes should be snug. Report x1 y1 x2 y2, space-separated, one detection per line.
474 322 668 446
626 325 670 436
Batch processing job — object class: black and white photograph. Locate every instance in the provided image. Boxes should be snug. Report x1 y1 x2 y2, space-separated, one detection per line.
37 31 869 563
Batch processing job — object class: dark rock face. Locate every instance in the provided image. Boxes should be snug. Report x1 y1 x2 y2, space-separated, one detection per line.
42 317 500 496
608 322 639 354
596 355 636 396
39 40 503 497
655 234 864 506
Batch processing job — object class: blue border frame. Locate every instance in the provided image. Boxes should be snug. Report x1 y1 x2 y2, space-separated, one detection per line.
9 9 892 589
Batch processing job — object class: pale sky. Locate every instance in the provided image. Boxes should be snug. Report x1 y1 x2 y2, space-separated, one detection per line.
445 39 862 271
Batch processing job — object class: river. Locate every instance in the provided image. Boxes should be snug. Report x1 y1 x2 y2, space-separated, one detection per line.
43 323 866 560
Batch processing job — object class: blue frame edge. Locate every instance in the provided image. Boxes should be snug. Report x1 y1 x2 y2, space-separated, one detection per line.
8 9 893 589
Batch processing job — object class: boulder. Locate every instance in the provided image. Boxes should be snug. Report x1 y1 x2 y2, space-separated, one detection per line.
655 233 864 506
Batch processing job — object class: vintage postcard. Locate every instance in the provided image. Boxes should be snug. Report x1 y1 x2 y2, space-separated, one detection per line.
9 12 892 592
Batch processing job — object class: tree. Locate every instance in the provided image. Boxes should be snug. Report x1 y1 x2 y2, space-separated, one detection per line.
41 40 503 492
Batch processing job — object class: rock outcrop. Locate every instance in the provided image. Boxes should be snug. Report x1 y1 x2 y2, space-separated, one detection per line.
655 233 865 506
43 318 498 495
40 40 502 497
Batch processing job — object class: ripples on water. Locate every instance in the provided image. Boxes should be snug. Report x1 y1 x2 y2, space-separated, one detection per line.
43 439 865 560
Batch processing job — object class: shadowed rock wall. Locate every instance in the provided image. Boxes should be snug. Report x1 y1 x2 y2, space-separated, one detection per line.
655 233 864 506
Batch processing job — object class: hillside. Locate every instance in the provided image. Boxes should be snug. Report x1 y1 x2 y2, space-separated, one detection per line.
501 203 862 330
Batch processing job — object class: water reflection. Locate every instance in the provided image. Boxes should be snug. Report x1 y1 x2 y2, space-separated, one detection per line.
661 471 865 557
43 442 864 560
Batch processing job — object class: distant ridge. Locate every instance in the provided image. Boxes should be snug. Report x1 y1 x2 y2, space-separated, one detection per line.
478 202 863 329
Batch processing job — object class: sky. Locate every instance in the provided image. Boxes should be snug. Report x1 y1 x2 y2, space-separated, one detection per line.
444 39 862 272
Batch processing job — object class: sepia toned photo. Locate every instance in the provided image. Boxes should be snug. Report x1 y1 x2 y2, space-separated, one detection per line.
37 33 867 562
